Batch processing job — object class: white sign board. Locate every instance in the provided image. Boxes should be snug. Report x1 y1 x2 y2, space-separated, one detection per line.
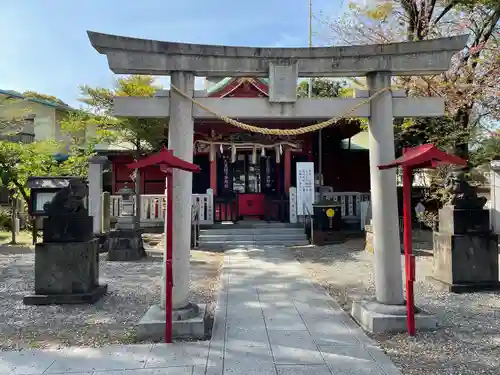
296 162 315 215
35 192 56 212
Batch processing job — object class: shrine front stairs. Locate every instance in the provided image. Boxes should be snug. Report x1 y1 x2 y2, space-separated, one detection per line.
198 222 309 250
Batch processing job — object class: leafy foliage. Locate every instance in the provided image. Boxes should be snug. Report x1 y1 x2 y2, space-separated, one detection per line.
394 117 471 156
470 130 500 166
0 140 92 206
297 79 349 98
75 75 166 152
319 0 500 163
297 78 367 127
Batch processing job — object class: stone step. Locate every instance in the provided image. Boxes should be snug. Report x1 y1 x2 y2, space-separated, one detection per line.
200 227 304 235
198 239 310 250
199 233 307 241
211 221 301 228
206 222 302 229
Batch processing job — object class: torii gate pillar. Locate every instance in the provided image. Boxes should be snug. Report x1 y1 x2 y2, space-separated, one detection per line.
168 71 196 310
365 72 404 307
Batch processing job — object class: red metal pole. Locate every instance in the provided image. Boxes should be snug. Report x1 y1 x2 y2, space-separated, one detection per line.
402 163 415 336
165 169 173 343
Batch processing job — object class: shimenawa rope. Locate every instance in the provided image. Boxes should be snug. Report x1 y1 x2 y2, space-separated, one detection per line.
169 83 391 136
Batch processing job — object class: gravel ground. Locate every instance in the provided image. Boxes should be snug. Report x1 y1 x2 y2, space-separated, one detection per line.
0 238 223 351
292 238 500 375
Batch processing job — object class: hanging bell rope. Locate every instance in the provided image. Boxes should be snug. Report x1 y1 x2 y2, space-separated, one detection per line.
169 83 391 136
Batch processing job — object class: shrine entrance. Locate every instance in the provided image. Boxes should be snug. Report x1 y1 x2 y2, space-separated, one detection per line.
215 149 289 222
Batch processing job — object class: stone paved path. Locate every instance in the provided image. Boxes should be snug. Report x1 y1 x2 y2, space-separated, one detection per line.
205 246 402 375
0 246 402 374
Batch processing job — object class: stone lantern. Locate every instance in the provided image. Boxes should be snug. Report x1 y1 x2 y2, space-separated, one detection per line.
116 183 135 229
106 183 146 261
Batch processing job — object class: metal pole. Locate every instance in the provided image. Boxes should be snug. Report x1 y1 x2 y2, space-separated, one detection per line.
308 0 313 97
165 169 174 343
402 151 415 336
308 0 322 190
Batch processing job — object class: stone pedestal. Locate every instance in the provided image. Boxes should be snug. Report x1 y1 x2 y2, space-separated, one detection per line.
351 300 437 333
430 206 500 293
106 229 147 261
23 239 107 305
137 303 206 341
438 206 490 234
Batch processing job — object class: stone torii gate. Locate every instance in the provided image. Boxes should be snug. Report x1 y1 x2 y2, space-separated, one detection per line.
87 31 468 335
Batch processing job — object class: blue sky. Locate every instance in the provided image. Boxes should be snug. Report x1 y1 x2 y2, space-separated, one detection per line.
0 0 347 108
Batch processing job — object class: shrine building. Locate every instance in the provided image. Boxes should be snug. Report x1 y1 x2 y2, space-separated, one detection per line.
99 77 371 224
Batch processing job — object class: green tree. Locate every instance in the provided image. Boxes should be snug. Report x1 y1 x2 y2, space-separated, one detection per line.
0 89 94 243
297 78 348 98
74 75 167 228
470 130 500 166
0 140 92 243
322 0 500 160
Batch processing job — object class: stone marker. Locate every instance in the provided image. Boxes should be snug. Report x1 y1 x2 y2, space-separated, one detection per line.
23 179 108 305
430 169 500 293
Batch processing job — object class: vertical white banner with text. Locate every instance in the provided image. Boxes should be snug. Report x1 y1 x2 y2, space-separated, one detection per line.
296 162 315 215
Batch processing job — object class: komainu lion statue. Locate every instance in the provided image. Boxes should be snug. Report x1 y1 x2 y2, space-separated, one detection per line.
44 179 88 217
444 169 486 210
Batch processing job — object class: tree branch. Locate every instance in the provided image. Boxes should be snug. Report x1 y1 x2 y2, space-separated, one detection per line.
433 0 460 25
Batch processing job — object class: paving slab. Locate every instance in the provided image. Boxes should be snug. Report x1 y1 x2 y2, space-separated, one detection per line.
276 365 332 375
44 344 153 373
93 369 193 375
145 341 210 368
0 349 59 375
268 330 324 365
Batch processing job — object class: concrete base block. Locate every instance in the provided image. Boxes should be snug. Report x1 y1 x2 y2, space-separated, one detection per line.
351 300 438 334
137 303 207 342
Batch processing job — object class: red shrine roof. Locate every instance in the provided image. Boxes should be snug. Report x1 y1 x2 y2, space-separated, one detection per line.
127 147 200 172
207 77 269 98
378 144 467 170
